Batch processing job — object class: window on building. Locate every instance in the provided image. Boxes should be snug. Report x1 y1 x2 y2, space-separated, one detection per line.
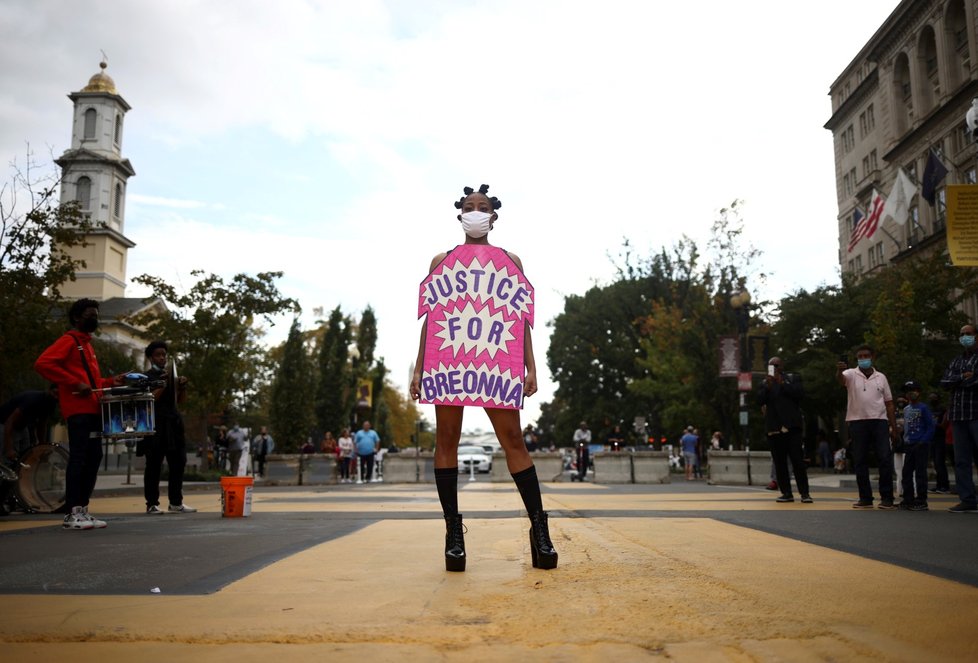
966 167 977 184
849 167 857 189
114 114 122 145
874 242 883 267
846 125 855 153
75 177 91 210
854 255 863 274
936 188 946 227
83 109 96 140
869 149 877 171
113 183 123 219
862 156 870 179
961 125 973 152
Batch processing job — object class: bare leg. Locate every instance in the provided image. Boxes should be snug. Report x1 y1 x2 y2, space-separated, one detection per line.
434 405 464 469
485 408 532 474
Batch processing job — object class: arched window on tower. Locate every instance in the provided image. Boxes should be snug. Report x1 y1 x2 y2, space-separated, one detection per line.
83 108 97 140
75 177 92 212
113 182 123 222
114 113 122 146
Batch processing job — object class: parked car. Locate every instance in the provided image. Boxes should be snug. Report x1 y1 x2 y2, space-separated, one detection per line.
458 445 492 473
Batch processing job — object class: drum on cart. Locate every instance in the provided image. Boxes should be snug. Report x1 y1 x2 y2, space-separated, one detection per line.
100 393 156 439
14 443 69 513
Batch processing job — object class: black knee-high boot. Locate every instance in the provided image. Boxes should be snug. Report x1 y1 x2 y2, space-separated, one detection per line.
511 466 558 569
434 467 459 516
435 467 465 571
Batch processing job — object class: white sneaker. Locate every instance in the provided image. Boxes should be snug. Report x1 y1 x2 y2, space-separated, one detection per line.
146 504 164 515
82 506 107 529
63 507 94 530
168 504 197 513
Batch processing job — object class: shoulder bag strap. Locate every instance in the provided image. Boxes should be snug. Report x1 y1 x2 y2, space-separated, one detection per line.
67 333 98 390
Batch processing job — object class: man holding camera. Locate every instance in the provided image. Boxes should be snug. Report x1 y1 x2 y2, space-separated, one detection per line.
757 357 811 503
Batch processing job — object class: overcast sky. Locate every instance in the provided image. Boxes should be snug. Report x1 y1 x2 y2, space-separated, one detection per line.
1 0 900 434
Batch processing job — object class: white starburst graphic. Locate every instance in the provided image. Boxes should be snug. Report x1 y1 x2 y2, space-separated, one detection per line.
434 300 516 360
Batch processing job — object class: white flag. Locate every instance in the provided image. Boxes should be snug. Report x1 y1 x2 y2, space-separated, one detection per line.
882 168 917 226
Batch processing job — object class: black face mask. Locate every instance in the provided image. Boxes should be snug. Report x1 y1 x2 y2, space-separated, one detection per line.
80 318 99 333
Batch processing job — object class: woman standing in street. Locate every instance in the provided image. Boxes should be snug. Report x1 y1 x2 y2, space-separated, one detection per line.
410 184 557 572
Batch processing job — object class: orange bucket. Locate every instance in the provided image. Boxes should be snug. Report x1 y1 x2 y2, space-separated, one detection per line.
220 476 254 518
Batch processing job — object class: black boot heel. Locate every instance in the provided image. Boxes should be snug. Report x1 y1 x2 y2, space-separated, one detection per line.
528 511 558 570
444 514 466 572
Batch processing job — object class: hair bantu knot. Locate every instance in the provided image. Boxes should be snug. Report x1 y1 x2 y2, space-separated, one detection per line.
454 184 503 211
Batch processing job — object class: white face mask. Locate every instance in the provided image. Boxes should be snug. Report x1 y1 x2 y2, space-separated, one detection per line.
460 210 493 238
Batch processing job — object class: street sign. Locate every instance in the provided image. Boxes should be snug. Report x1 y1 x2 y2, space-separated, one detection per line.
737 372 752 392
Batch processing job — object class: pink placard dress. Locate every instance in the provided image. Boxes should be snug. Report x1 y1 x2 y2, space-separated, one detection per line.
417 245 534 409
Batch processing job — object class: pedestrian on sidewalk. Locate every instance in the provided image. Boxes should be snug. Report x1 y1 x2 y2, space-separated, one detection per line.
756 356 812 503
836 345 898 510
680 426 698 481
573 422 591 481
34 298 125 530
940 323 978 513
226 423 248 476
927 393 950 494
251 426 275 477
141 341 196 515
354 420 380 482
898 381 935 511
337 428 354 483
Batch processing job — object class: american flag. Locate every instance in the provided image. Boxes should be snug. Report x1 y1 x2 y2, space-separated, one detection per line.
847 189 884 253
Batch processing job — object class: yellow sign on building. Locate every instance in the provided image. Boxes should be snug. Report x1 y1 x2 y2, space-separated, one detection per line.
946 184 978 266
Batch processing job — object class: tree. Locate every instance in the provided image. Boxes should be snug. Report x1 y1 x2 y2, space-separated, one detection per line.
0 152 92 399
269 318 315 452
377 377 421 448
315 306 353 436
544 203 764 448
770 250 978 444
127 270 298 442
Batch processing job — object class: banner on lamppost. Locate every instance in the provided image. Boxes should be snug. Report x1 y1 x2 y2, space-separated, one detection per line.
946 184 978 266
718 335 739 377
737 372 752 392
356 379 373 409
748 335 769 374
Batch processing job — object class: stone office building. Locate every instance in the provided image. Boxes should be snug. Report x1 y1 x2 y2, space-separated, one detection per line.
825 0 978 321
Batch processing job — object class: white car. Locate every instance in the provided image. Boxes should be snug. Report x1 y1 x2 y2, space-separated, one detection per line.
458 445 492 473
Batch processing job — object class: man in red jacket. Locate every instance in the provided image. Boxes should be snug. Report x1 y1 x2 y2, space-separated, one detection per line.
35 298 124 530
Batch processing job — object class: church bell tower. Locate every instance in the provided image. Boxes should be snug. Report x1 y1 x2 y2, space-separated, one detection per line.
55 60 136 300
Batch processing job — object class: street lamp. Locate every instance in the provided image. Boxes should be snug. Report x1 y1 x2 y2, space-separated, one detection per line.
730 287 752 485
